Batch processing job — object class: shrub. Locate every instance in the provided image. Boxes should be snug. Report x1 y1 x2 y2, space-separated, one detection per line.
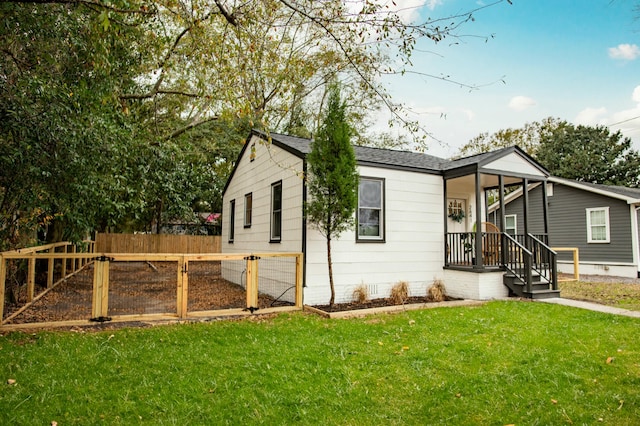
426 279 446 302
352 284 369 304
390 281 409 305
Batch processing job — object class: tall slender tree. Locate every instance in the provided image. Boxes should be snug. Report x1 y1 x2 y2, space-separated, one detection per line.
306 84 359 306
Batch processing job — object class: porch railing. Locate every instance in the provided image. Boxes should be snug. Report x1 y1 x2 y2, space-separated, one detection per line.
446 232 558 293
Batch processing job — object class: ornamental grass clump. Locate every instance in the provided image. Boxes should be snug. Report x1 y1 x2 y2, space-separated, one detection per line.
352 284 369 304
426 279 446 302
390 281 409 305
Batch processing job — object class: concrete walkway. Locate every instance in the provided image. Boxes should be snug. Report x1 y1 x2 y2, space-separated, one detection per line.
537 298 640 318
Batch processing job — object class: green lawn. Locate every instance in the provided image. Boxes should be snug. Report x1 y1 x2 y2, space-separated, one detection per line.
561 280 640 311
2 301 639 425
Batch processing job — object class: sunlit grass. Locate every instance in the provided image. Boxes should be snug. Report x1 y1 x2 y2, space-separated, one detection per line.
560 280 640 311
1 301 639 425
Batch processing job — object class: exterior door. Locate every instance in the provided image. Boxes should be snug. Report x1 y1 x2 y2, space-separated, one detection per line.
447 198 467 233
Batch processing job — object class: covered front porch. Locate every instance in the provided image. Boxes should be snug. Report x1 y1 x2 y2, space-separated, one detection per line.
442 147 559 299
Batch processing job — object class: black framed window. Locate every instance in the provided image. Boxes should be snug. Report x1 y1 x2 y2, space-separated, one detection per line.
271 181 282 242
228 199 235 243
357 177 385 242
244 193 252 228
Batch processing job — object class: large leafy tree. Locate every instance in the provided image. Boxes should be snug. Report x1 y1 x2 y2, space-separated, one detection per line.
537 123 640 186
306 84 359 306
458 118 640 187
1 0 512 249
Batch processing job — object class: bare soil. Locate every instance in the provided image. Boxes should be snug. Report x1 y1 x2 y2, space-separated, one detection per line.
3 261 287 325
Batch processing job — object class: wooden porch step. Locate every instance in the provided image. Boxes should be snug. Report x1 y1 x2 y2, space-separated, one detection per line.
503 274 559 299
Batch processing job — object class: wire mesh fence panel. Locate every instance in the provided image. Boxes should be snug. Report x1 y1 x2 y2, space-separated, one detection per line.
107 261 178 316
257 256 297 308
4 264 93 324
188 260 247 312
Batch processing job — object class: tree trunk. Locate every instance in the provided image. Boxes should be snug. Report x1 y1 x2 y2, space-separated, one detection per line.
327 236 335 306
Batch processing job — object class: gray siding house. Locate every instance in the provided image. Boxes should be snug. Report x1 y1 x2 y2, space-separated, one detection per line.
489 177 640 278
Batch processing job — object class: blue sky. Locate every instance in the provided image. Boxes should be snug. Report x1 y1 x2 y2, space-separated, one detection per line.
379 0 640 158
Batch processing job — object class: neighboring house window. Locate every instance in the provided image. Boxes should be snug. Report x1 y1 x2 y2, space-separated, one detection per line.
271 181 282 242
505 215 517 236
229 199 235 243
244 193 252 228
586 207 610 243
357 177 385 241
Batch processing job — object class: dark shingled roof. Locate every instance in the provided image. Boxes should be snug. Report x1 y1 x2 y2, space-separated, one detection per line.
551 177 640 201
262 130 450 174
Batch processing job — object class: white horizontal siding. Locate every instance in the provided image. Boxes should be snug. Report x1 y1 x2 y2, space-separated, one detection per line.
304 166 445 305
222 135 304 255
484 153 545 177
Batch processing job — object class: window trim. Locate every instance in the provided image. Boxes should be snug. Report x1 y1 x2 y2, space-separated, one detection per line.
270 181 282 243
244 192 252 228
228 199 235 243
586 207 610 243
504 214 517 236
356 177 385 243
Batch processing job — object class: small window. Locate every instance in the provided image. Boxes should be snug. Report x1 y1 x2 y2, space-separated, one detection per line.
505 215 517 236
244 193 252 228
229 199 235 243
271 181 282 242
357 177 384 241
586 207 610 243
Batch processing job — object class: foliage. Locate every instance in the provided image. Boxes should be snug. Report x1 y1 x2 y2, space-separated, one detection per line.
306 83 359 305
2 302 640 424
0 0 512 249
536 123 640 186
459 117 640 187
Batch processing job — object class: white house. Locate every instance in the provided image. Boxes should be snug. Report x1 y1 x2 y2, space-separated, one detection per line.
221 130 557 306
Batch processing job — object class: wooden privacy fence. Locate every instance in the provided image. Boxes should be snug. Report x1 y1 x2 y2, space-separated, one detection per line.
1 246 303 329
95 233 221 254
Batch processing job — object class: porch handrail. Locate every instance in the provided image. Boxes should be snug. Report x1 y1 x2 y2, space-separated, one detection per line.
502 233 533 293
527 234 558 291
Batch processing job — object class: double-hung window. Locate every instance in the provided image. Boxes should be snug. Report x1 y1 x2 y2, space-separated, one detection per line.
504 215 517 236
271 181 282 242
228 199 235 243
357 177 384 241
586 207 610 243
244 193 252 228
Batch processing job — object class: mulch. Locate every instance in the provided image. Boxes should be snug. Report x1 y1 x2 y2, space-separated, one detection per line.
2 261 285 325
313 296 457 313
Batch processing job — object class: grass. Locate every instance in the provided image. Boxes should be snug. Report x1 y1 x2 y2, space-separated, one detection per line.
1 301 640 425
561 280 640 311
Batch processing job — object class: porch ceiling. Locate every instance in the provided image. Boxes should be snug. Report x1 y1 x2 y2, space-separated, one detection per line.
446 174 523 192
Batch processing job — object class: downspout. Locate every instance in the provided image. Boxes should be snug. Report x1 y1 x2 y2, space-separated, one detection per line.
632 204 640 278
302 159 308 289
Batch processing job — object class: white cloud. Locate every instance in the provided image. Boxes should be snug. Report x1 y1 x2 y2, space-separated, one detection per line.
508 96 536 111
633 85 640 103
575 107 608 126
608 44 640 60
425 0 443 11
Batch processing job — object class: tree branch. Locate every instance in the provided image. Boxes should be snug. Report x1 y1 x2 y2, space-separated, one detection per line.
165 116 219 140
8 0 156 15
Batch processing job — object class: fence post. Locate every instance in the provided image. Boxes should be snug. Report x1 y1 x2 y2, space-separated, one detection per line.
91 257 110 319
27 255 36 302
47 247 55 288
61 244 68 278
245 256 259 310
71 245 77 273
177 257 188 319
0 256 5 324
295 254 303 308
572 248 579 281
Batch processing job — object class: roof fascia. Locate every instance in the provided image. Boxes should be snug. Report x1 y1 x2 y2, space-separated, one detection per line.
549 176 640 204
